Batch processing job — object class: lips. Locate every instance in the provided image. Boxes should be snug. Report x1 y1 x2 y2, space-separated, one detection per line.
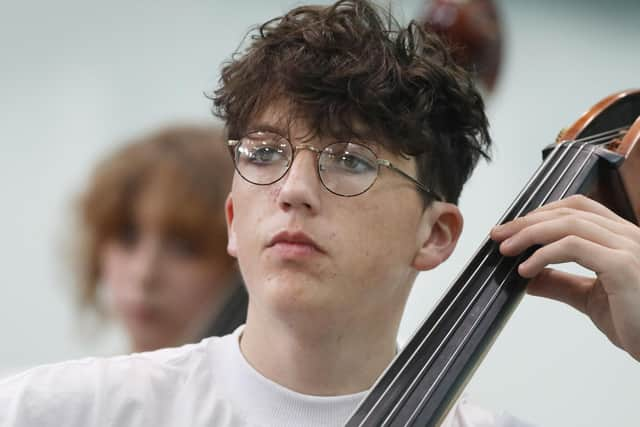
267 231 325 254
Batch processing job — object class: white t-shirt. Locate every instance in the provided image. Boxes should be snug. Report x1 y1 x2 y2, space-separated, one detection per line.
0 327 532 426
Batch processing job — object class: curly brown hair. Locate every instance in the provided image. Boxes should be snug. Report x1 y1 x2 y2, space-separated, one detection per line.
74 124 236 312
211 0 490 204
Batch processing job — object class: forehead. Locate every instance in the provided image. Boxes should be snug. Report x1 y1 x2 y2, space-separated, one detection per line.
247 102 385 150
245 103 416 170
113 164 222 233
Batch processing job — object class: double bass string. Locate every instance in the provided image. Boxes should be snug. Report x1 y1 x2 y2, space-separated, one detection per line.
356 126 627 426
360 141 577 426
400 129 626 425
360 135 616 427
373 146 574 426
397 142 588 425
559 125 628 145
402 142 601 426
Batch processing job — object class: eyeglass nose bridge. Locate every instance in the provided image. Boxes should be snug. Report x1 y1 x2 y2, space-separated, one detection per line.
292 144 323 156
286 143 325 170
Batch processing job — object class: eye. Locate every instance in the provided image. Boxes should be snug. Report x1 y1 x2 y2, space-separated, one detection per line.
340 153 372 172
249 144 286 164
116 222 139 248
239 133 289 166
325 146 376 174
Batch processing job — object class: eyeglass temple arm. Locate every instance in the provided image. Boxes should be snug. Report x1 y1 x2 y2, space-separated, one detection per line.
378 159 444 202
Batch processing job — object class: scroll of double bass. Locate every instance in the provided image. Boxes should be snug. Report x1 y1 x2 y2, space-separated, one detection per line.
346 89 640 426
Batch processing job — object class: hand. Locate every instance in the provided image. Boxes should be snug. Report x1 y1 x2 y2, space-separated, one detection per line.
490 195 640 361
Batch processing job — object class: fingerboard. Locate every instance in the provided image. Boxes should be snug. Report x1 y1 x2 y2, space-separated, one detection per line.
346 138 626 427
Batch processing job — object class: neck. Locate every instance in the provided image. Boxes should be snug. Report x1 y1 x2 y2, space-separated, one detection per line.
240 301 403 396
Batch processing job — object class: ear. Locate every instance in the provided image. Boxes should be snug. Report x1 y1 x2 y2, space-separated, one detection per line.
412 202 463 271
225 194 238 258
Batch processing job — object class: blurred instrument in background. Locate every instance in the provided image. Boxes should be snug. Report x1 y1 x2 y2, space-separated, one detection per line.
419 0 504 96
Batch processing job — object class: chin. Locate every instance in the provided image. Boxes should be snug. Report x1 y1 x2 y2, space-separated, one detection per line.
255 272 336 315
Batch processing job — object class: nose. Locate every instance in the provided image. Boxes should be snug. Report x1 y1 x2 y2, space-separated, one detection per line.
130 236 162 292
276 146 322 213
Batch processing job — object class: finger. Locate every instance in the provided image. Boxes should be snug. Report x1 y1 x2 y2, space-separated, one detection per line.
492 210 566 241
492 202 639 243
522 236 640 299
498 215 638 257
531 195 627 223
526 268 593 314
517 235 612 278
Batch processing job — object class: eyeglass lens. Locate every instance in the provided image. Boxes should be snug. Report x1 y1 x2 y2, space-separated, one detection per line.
233 131 379 196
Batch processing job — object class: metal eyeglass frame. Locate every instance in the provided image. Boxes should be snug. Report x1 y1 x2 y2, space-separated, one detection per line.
227 137 444 201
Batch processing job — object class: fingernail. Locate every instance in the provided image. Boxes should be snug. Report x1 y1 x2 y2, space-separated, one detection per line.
517 262 529 277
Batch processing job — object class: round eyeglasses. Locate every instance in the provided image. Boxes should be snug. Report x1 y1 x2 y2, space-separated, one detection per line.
227 131 443 200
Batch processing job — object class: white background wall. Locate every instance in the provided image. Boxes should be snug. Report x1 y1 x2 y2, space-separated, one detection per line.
1 1 639 426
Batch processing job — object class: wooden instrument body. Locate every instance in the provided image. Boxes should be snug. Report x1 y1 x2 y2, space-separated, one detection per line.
559 89 640 223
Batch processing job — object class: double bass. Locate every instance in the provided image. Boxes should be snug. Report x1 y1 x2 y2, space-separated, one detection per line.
346 89 640 426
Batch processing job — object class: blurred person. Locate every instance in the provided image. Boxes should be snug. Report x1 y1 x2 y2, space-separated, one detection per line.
72 124 247 353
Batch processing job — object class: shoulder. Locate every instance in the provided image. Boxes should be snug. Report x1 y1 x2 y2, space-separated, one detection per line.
0 334 236 426
0 335 218 387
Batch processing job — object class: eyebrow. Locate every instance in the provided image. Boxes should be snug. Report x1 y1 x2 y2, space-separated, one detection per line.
245 122 289 136
243 122 385 155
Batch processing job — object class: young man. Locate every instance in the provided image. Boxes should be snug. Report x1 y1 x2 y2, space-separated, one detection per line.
1 1 638 426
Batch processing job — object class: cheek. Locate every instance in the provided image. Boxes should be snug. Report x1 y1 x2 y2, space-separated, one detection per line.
233 192 272 262
342 201 419 276
100 244 131 293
